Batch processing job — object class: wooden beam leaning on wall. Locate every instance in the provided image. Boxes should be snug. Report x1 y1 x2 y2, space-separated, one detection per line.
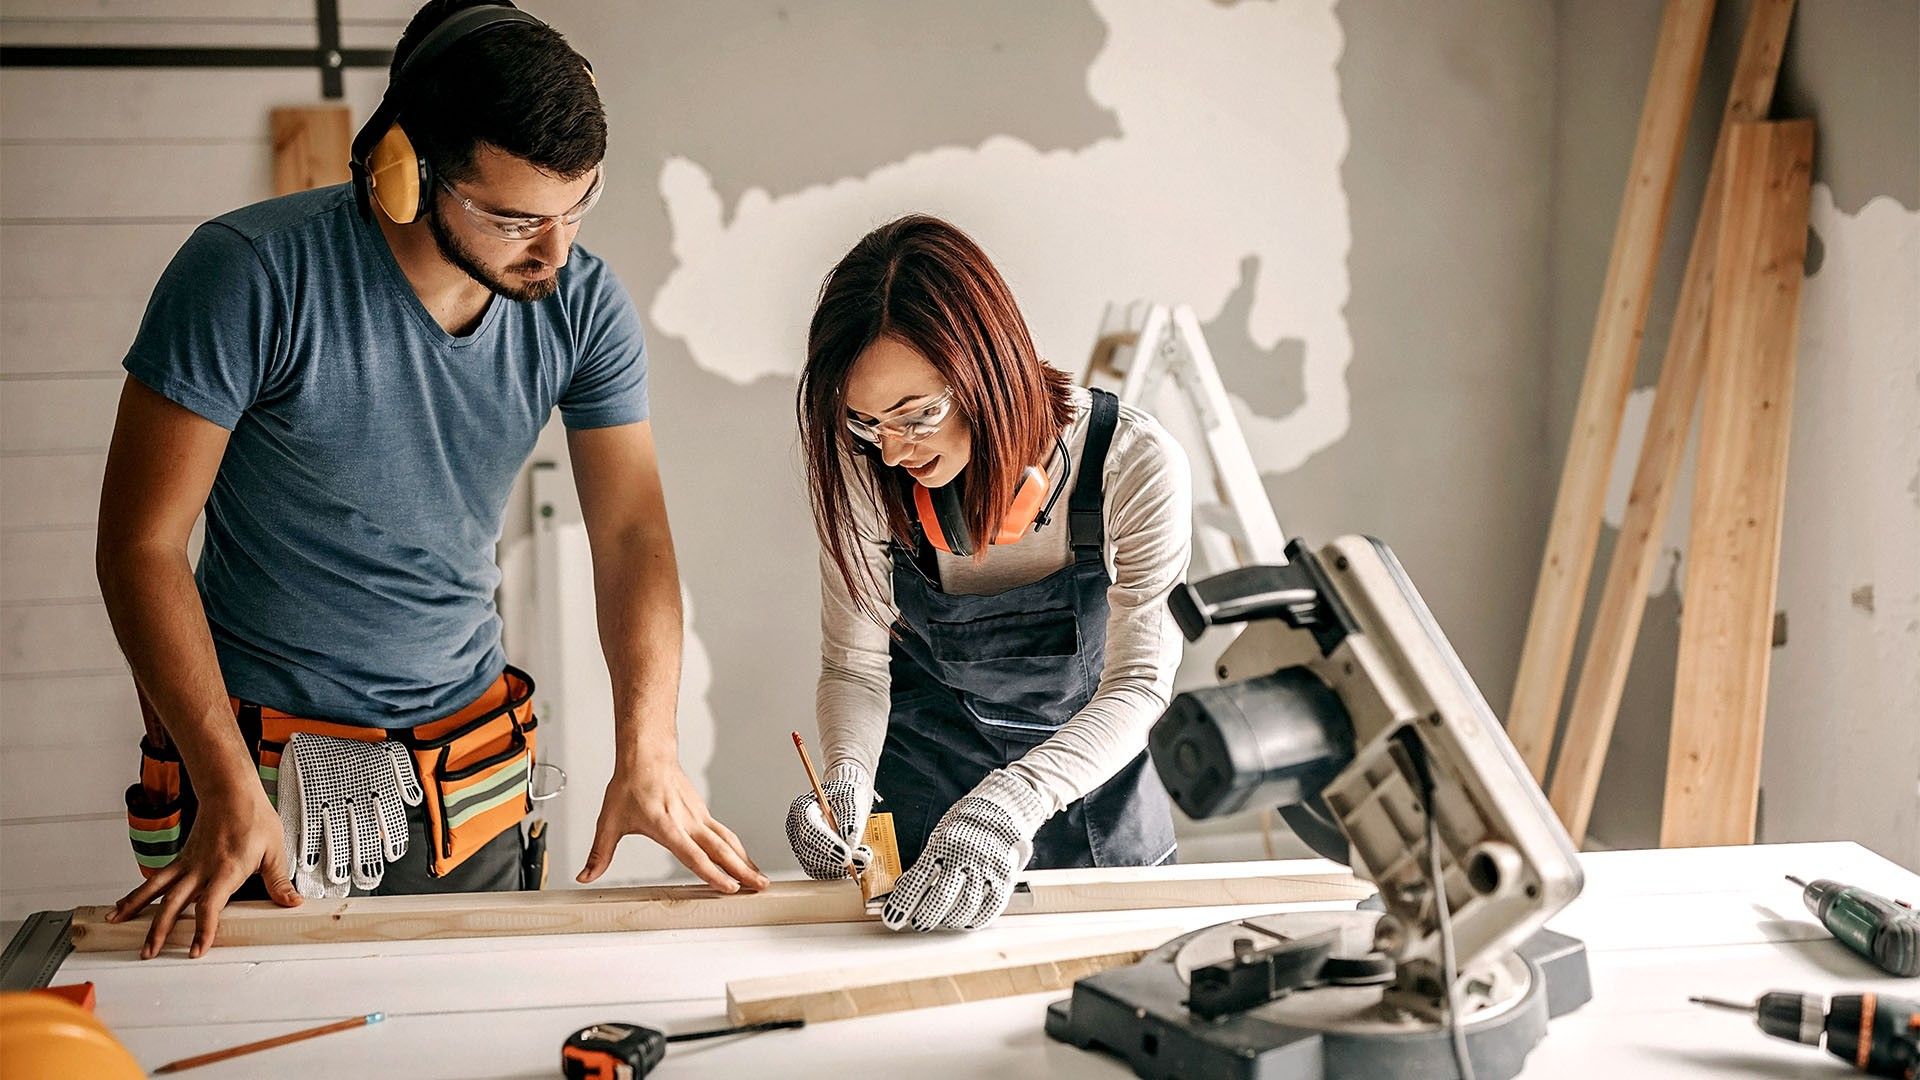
1506 0 1718 780
728 927 1182 1026
1549 0 1799 846
70 861 1370 953
1661 118 1814 848
270 105 352 196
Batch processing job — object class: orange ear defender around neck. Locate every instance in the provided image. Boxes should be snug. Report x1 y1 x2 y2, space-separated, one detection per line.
908 435 1071 558
914 465 1051 558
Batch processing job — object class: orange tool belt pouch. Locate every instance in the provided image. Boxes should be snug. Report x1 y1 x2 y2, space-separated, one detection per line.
403 666 538 878
124 691 190 880
126 666 539 881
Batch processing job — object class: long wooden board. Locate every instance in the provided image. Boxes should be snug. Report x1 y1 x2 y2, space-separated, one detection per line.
1660 119 1814 848
1507 0 1718 779
69 861 1369 953
727 927 1181 1025
1549 0 1798 846
270 105 351 196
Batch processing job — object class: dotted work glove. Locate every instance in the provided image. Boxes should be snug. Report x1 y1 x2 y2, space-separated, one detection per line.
277 732 423 898
785 762 876 880
882 769 1048 932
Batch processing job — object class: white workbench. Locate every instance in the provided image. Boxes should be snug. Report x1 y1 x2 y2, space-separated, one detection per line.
47 841 1920 1078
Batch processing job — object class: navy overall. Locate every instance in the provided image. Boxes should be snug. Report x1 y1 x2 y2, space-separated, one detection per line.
874 388 1178 871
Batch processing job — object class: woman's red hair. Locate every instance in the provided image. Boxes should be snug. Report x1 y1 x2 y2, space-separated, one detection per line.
798 215 1074 622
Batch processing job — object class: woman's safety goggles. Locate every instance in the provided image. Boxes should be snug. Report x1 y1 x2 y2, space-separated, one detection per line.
439 167 605 241
847 387 957 445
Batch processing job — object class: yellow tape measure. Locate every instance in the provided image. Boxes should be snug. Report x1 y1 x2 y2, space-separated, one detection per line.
861 812 903 900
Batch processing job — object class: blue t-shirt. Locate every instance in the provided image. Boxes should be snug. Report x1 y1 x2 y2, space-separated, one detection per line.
124 183 647 728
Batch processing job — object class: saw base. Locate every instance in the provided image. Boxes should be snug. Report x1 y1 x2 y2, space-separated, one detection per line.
1044 911 1590 1080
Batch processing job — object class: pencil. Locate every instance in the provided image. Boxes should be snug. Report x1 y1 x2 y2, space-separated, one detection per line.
790 731 866 895
153 1012 383 1074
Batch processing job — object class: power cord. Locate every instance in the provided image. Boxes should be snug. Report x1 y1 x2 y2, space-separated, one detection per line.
1427 781 1474 1080
1404 729 1475 1080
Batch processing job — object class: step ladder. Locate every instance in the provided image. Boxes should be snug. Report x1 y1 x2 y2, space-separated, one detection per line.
1083 303 1288 572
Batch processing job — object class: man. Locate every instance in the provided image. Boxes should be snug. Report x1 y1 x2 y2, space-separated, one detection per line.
97 0 765 960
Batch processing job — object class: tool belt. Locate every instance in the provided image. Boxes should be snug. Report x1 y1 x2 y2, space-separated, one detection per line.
126 666 539 882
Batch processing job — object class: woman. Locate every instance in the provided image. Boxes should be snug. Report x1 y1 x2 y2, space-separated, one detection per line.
786 215 1193 932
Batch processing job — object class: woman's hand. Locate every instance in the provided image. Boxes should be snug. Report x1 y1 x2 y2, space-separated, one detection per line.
784 762 876 879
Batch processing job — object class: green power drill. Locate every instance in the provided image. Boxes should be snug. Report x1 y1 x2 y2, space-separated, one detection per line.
1791 874 1920 978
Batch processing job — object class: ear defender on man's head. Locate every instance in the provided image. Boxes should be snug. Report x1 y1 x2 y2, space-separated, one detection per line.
361 123 431 224
349 3 547 224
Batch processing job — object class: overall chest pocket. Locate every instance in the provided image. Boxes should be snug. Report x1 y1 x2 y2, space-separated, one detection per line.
925 607 1086 736
927 607 1079 664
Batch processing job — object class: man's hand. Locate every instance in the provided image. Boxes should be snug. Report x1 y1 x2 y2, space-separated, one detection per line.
105 783 300 959
577 754 768 893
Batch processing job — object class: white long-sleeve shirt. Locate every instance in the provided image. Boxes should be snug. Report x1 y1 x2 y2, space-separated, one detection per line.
817 385 1193 815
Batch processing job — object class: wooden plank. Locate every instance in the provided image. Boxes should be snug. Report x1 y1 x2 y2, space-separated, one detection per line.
0 527 98 603
0 744 128 822
1506 0 1718 779
0 69 384 142
0 1 415 22
726 927 1178 1025
1660 119 1814 848
0 377 120 453
0 302 148 376
0 453 107 529
0 141 269 222
0 816 133 921
0 672 139 750
2 223 196 299
70 862 1370 952
1549 0 1797 846
270 106 352 195
0 19 389 50
0 600 122 676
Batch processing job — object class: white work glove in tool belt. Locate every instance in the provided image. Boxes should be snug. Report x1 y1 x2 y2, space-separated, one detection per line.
277 732 424 898
785 762 875 879
883 769 1048 932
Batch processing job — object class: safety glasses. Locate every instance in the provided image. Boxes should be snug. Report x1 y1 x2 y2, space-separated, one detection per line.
847 387 957 445
439 166 606 241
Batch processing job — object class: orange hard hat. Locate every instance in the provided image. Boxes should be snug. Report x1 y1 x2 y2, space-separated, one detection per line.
0 990 145 1079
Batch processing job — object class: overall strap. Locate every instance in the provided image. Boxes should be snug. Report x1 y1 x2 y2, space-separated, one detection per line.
1069 388 1121 552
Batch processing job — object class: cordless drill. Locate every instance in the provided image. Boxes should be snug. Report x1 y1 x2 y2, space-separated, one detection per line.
1791 875 1920 978
1692 991 1920 1078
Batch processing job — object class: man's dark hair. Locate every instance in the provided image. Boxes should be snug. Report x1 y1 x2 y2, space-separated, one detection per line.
391 0 605 183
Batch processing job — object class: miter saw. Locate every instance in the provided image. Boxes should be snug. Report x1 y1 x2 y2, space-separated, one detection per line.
1046 536 1592 1080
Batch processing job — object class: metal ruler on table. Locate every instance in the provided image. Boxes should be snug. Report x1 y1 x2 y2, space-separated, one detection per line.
1 910 74 990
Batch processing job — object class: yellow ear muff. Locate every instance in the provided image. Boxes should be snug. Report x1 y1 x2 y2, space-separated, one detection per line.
366 123 427 224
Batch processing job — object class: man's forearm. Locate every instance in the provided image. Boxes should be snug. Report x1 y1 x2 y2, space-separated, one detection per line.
98 542 255 796
591 526 684 772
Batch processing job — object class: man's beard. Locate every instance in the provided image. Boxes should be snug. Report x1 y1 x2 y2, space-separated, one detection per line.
428 204 559 303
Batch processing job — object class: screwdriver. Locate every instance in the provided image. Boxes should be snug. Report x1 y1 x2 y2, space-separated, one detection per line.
1691 991 1919 1078
1790 875 1920 977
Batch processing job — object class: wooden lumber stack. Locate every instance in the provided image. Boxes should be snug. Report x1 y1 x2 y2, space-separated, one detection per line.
1547 0 1799 845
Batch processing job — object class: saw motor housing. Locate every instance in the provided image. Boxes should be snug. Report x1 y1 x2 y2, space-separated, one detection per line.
1148 535 1584 1018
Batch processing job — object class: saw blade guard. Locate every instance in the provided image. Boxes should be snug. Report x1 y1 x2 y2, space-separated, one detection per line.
1150 535 1584 988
